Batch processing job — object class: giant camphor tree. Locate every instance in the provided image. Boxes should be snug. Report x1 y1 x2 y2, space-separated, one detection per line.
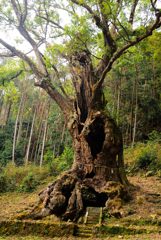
0 0 161 221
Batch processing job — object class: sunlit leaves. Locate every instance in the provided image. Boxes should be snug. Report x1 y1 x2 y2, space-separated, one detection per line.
1 81 20 103
0 59 22 87
146 31 161 63
0 0 160 103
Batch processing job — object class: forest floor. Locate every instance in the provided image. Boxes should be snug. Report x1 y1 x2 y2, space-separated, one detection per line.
0 174 161 239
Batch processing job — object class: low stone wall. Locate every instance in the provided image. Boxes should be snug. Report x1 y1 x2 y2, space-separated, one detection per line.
96 224 160 237
0 220 161 238
0 220 76 237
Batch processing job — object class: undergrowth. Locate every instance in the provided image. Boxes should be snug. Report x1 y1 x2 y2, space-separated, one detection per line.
0 163 53 193
124 140 161 175
1 140 160 194
0 146 73 193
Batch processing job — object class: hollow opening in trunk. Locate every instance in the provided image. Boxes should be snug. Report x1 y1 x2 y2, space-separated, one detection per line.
85 170 95 179
86 118 105 159
82 187 108 208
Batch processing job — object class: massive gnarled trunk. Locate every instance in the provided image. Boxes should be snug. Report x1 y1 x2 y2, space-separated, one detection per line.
24 52 130 222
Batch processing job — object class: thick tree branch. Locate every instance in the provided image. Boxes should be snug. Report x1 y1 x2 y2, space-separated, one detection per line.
16 25 47 75
11 0 47 75
11 0 27 24
0 38 44 80
99 1 116 48
71 0 116 50
70 0 117 75
70 0 102 28
22 0 28 23
11 0 21 23
0 41 70 119
150 0 160 12
129 0 139 25
34 80 70 118
111 0 121 36
0 47 70 120
0 52 15 57
93 12 161 95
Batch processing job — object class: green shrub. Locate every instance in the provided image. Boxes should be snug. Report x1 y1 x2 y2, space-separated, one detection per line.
1 139 13 166
0 173 17 193
135 149 157 170
59 145 73 169
58 160 68 172
0 164 44 193
47 160 59 177
148 130 161 142
14 144 25 166
0 145 74 193
43 147 54 164
0 175 7 193
18 172 39 192
47 145 74 175
125 141 161 174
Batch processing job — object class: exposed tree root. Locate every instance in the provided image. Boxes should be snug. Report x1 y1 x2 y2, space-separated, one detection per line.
20 168 129 222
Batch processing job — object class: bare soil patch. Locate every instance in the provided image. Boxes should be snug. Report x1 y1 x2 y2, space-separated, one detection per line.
121 174 161 220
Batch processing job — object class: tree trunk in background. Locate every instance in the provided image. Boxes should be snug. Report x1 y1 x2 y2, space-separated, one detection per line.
36 130 44 163
5 100 12 126
0 95 4 118
1 97 9 131
117 76 121 126
57 132 62 157
132 66 139 148
112 82 117 116
40 119 48 167
24 104 33 153
40 98 51 168
130 78 135 142
25 106 37 166
61 122 66 144
16 94 26 144
53 127 58 159
53 139 57 159
31 101 46 161
12 95 23 164
34 120 43 163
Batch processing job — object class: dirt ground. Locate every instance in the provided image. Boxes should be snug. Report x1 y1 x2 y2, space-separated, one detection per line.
121 174 161 220
0 174 161 239
0 234 161 240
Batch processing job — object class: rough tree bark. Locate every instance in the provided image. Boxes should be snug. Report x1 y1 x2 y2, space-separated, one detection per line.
26 53 130 222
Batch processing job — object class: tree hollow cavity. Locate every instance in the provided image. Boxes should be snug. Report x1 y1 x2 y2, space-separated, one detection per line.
86 118 105 159
82 187 108 208
85 170 95 179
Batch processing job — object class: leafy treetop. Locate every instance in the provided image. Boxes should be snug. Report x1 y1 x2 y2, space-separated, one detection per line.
0 0 160 113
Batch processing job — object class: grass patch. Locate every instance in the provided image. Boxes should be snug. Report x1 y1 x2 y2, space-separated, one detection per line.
0 145 74 194
124 141 161 175
0 163 57 193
